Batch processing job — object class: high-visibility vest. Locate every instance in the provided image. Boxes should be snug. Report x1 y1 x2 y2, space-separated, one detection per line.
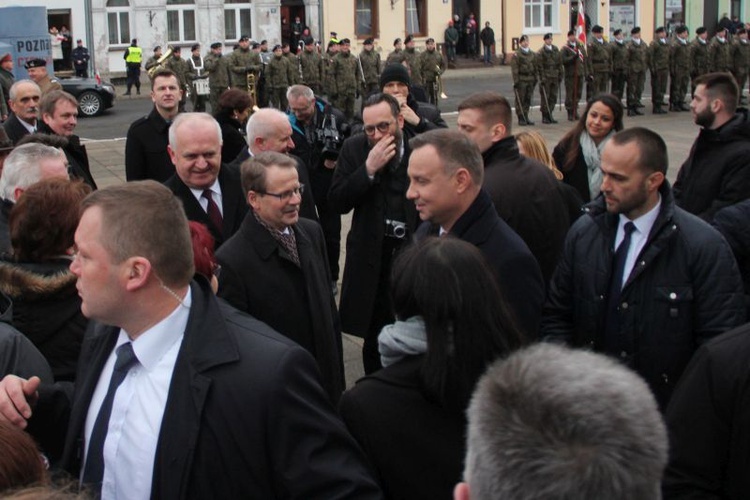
125 46 143 64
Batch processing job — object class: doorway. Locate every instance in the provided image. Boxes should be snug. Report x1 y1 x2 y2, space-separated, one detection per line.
281 2 306 49
48 9 72 71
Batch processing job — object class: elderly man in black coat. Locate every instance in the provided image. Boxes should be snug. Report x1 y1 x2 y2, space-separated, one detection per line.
542 128 745 409
408 129 544 337
164 113 248 248
457 91 569 284
329 93 418 374
216 151 344 402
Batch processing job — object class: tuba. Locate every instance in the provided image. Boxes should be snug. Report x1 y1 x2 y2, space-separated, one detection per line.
147 47 173 79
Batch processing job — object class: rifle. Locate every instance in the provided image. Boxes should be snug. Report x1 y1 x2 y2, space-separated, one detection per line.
513 86 529 124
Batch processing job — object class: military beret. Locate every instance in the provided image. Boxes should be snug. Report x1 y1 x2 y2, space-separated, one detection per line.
655 26 666 34
675 26 688 34
543 33 553 40
153 45 162 52
340 38 351 45
239 35 249 42
613 29 623 36
631 27 641 34
426 37 435 43
519 35 529 42
696 27 707 35
393 38 402 46
252 42 260 49
172 46 181 52
592 25 603 33
272 44 282 51
304 37 315 45
364 38 374 45
405 35 414 44
191 44 200 51
24 58 47 69
281 42 290 48
210 42 222 49
260 40 268 45
567 29 576 36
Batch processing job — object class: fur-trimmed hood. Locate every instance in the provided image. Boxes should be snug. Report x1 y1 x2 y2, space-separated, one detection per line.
0 260 77 302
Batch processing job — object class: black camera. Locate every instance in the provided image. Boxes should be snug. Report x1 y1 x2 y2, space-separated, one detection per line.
385 219 407 239
316 111 347 161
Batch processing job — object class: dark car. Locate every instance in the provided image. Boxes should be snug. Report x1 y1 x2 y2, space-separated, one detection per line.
59 77 116 117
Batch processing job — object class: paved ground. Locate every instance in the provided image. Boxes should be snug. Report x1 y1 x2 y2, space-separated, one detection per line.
80 65 700 386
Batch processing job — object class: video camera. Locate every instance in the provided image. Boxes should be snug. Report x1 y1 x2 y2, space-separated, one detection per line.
315 109 348 161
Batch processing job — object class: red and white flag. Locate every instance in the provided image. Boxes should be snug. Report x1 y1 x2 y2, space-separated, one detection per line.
575 2 586 61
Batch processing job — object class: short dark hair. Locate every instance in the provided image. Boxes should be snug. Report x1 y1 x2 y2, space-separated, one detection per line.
10 178 91 262
694 72 740 114
240 151 297 194
363 92 400 119
390 237 525 410
410 129 483 185
457 91 512 133
217 88 253 113
150 68 179 90
609 127 668 175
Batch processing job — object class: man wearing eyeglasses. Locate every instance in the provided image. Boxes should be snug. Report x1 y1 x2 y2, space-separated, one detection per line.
164 112 248 248
216 151 344 403
329 93 418 374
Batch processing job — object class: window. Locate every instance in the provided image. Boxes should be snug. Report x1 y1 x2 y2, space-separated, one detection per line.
405 0 426 36
225 0 253 41
524 0 555 31
167 0 196 43
355 0 378 38
106 0 130 46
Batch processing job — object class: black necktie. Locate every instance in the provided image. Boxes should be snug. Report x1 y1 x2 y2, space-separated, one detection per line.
604 222 636 338
202 189 223 233
82 342 139 490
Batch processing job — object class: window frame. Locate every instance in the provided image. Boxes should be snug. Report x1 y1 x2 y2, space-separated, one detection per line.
405 0 427 37
355 0 379 39
106 0 131 47
225 1 253 42
167 0 197 44
523 0 557 35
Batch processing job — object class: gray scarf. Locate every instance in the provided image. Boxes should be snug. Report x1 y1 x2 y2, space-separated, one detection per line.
378 316 427 367
579 130 614 200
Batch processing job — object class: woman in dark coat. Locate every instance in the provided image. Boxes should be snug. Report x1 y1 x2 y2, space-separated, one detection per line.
552 93 624 202
339 237 526 500
213 88 253 163
0 178 91 382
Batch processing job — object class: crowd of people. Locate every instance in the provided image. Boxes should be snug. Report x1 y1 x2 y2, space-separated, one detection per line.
0 21 749 499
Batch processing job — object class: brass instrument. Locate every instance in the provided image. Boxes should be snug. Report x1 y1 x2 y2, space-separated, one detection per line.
247 71 258 105
436 64 448 99
147 47 173 79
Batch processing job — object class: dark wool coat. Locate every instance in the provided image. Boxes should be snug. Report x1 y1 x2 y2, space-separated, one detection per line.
673 109 750 221
552 140 593 203
163 163 248 248
542 182 746 408
3 114 32 144
30 279 383 499
712 198 750 315
125 107 175 182
0 292 54 383
216 214 345 402
483 136 569 284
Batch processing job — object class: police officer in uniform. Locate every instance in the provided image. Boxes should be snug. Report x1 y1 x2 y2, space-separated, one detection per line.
537 33 562 123
709 27 732 72
267 44 295 110
204 42 230 112
626 27 648 116
586 25 611 99
300 37 324 95
650 26 670 114
731 28 750 103
420 38 446 107
123 39 142 96
228 35 262 90
511 35 538 126
331 38 359 120
690 27 710 96
165 46 192 112
359 38 382 96
24 59 61 97
562 30 586 121
610 29 628 100
670 26 691 111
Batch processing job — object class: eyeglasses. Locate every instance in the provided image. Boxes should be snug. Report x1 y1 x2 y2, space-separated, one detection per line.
255 183 305 202
363 120 394 136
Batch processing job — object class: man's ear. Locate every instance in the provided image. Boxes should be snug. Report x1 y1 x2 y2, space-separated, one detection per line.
454 168 472 194
123 256 153 292
453 482 470 500
490 122 506 141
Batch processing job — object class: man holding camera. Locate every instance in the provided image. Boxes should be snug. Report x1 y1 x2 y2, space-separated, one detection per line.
329 93 418 374
288 85 349 291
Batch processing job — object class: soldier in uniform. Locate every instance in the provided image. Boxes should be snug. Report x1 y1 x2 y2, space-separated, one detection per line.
403 35 423 89
511 35 538 126
282 42 301 85
420 38 446 107
731 28 750 104
537 33 563 124
610 29 628 100
204 42 230 113
586 25 611 99
165 46 192 112
188 44 208 112
626 27 648 116
359 38 382 96
24 58 62 98
690 27 710 96
649 26 670 114
228 35 262 91
323 40 339 100
561 30 586 121
144 46 163 77
669 26 691 111
386 38 403 65
300 37 324 95
709 27 732 72
267 44 295 110
331 38 359 120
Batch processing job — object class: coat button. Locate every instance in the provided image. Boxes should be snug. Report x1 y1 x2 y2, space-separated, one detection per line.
669 292 677 300
620 351 628 359
621 302 628 309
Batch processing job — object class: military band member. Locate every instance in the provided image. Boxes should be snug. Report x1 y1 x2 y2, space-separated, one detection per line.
690 27 710 96
300 37 324 95
511 35 538 126
562 30 586 121
586 25 611 99
204 42 230 113
626 27 648 116
731 28 750 103
670 26 691 111
649 27 670 114
267 44 295 110
144 46 163 76
228 35 262 90
188 44 208 112
610 29 628 100
537 33 563 123
420 38 446 107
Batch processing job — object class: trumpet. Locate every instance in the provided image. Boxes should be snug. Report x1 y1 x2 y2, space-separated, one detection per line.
147 47 173 79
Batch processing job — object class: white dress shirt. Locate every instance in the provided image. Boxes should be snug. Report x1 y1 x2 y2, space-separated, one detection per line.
189 179 224 217
614 195 661 288
83 288 191 500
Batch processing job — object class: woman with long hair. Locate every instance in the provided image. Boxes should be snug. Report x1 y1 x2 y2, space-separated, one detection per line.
552 93 624 202
339 237 526 500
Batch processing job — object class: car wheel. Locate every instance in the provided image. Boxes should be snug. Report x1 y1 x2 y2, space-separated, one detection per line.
78 90 103 117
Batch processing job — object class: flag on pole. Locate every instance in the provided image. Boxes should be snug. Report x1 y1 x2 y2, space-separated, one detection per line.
575 1 586 62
